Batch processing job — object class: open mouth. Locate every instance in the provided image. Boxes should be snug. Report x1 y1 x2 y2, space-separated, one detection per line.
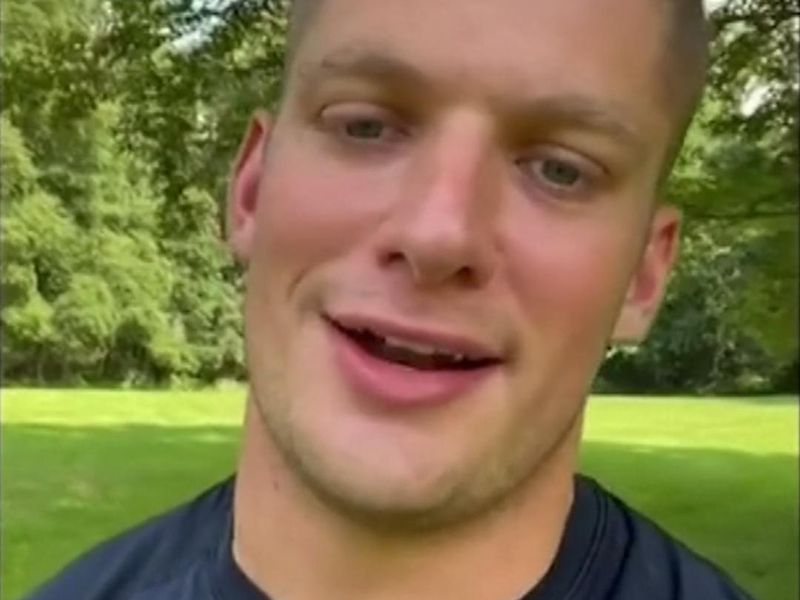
325 317 500 372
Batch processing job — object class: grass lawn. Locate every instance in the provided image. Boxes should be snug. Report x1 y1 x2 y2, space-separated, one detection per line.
2 389 797 599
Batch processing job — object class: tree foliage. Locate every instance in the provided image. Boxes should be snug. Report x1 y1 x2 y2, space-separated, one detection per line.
1 0 796 391
598 0 799 392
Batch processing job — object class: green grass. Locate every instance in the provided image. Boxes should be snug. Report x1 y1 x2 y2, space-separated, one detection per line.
2 390 797 600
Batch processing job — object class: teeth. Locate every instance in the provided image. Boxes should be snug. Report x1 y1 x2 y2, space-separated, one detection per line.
345 323 488 365
382 335 443 357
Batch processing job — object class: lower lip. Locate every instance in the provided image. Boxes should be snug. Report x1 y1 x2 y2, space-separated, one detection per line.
325 318 500 408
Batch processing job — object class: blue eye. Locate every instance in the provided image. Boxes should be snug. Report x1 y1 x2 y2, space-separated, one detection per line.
516 152 596 197
320 103 410 148
344 118 387 140
539 159 582 188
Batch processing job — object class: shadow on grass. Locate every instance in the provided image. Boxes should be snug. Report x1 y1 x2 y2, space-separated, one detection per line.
590 393 799 406
580 441 798 600
2 424 797 600
698 395 799 407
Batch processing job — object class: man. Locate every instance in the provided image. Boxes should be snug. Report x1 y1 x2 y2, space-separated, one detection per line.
27 0 756 598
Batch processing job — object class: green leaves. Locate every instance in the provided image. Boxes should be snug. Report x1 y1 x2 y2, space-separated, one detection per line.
52 275 119 363
2 0 795 391
607 0 800 393
0 115 39 203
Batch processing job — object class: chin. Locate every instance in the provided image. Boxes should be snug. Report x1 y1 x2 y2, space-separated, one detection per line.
268 403 533 532
246 306 571 531
297 428 458 506
292 461 488 532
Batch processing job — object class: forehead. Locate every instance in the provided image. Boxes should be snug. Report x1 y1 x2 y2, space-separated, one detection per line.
290 0 670 131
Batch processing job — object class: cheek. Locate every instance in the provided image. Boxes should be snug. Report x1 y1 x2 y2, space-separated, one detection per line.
505 214 636 354
255 177 355 273
253 143 396 275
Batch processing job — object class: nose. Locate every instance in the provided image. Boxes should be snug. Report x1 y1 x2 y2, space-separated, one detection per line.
375 115 500 289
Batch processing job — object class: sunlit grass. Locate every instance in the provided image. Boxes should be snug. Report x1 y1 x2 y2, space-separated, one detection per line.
2 389 797 600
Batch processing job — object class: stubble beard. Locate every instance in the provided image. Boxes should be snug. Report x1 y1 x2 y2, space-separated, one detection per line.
248 365 583 535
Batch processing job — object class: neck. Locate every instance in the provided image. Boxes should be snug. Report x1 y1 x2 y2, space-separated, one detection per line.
233 399 581 600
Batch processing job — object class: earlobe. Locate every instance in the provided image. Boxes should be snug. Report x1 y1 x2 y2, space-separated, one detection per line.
610 205 681 344
227 111 273 262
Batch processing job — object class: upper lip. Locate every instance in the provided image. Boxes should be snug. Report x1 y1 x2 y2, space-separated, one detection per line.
324 312 504 362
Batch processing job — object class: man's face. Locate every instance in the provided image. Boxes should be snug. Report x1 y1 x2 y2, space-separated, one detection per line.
230 0 680 527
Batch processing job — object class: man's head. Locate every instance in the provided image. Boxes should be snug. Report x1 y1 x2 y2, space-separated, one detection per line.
228 0 709 530
284 0 710 183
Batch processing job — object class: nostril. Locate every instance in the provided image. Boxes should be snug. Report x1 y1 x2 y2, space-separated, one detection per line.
454 265 478 287
374 217 496 288
378 249 483 289
380 250 406 268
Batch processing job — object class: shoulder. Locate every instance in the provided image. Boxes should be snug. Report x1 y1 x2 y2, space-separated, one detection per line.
23 477 235 600
583 477 756 600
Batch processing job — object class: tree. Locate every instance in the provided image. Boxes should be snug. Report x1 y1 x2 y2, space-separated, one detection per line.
600 0 799 392
2 0 795 390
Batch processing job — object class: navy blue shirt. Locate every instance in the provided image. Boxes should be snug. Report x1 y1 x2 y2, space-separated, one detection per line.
24 475 755 599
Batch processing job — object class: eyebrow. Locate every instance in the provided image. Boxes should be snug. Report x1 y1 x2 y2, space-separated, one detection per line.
306 49 432 89
298 49 643 148
506 95 643 149
297 47 435 95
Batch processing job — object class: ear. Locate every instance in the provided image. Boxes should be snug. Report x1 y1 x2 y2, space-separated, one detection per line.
227 110 273 262
611 205 681 344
